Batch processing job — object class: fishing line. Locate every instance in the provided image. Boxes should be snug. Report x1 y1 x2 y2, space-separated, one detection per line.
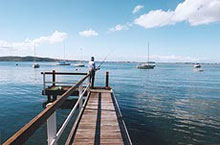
97 50 113 69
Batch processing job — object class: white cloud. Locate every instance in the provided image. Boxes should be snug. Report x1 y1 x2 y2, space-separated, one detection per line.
134 10 175 28
0 30 68 50
33 30 67 44
79 29 98 37
132 5 144 14
109 24 129 32
134 0 220 28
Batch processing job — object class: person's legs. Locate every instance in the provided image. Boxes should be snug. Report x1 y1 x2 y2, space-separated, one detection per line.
91 70 95 88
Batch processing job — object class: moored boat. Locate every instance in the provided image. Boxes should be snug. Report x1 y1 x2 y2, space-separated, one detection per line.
73 63 85 67
32 45 40 68
194 63 201 68
137 62 155 69
57 42 70 65
32 63 40 68
137 42 156 69
57 61 71 65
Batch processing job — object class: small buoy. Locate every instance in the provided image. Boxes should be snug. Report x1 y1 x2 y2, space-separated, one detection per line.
16 64 18 66
75 68 78 71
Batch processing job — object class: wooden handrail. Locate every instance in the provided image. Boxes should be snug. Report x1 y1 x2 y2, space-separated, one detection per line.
3 73 90 145
41 72 88 75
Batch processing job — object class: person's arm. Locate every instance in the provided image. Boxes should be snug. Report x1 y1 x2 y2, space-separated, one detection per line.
94 63 100 70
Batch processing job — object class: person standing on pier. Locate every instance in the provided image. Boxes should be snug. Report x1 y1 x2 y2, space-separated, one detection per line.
88 56 96 88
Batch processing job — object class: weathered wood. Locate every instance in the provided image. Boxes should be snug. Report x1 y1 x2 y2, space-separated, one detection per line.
69 90 124 145
3 73 90 145
52 70 56 86
41 72 88 75
105 71 109 87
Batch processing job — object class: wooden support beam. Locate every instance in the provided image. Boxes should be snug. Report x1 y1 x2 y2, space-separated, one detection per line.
41 72 88 75
105 71 109 88
52 70 56 86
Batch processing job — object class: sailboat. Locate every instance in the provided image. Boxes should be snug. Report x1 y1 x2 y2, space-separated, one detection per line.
57 42 71 65
194 63 201 68
32 45 40 68
137 42 155 69
73 63 85 67
73 48 85 67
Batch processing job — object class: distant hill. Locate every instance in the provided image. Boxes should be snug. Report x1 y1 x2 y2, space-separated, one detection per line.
0 56 59 62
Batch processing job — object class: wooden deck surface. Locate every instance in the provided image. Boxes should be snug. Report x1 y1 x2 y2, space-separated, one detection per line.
71 89 124 145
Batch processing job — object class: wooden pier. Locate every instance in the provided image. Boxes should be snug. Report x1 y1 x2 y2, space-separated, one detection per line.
3 70 132 145
68 89 124 145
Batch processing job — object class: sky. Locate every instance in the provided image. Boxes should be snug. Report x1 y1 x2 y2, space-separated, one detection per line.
0 0 220 62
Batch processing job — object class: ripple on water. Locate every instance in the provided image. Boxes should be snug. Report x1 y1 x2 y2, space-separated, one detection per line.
1 62 220 145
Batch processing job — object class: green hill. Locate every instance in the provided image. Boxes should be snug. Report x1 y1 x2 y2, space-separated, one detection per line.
0 56 59 62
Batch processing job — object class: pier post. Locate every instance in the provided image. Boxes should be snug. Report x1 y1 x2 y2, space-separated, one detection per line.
105 71 109 88
52 70 56 86
52 70 57 101
87 76 91 92
43 72 46 94
46 103 57 145
79 84 83 109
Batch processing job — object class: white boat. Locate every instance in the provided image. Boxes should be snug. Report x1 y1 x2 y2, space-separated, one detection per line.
137 42 156 69
73 48 85 67
194 63 201 68
32 63 40 68
73 63 85 67
32 45 40 68
137 62 155 69
57 61 71 65
57 42 71 66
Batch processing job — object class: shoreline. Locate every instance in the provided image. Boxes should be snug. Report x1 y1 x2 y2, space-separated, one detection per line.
0 56 220 65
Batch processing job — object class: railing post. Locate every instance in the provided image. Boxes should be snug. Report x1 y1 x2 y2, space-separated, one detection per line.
46 103 57 145
105 71 109 88
87 77 90 92
43 72 46 94
79 84 83 110
52 70 56 86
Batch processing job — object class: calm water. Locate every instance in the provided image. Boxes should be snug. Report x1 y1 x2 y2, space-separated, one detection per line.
0 62 220 145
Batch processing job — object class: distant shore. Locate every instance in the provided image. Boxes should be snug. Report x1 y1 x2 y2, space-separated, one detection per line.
0 56 220 64
0 56 82 62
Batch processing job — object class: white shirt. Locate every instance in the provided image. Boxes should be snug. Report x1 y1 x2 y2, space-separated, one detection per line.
88 61 95 71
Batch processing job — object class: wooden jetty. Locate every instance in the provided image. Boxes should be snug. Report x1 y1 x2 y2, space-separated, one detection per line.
3 70 132 145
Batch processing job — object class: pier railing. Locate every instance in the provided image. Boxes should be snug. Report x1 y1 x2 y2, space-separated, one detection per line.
3 71 91 145
42 70 88 90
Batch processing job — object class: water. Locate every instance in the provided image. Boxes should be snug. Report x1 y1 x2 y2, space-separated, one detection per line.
0 62 220 145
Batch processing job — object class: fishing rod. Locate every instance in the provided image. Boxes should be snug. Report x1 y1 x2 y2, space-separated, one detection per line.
97 51 112 69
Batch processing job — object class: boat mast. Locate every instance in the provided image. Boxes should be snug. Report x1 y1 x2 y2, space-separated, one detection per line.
63 42 66 62
34 44 36 63
148 42 149 63
80 48 83 61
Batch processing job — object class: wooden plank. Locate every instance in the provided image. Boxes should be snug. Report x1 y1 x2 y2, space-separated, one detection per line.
72 92 98 145
41 72 88 75
90 89 112 93
71 91 124 145
100 92 124 144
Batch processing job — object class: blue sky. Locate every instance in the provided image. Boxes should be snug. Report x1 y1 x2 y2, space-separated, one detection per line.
0 0 220 62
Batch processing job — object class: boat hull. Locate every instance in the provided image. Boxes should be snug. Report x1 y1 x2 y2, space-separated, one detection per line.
194 65 201 68
137 65 155 69
57 61 71 65
57 63 71 66
137 63 155 69
32 63 40 68
73 64 85 67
